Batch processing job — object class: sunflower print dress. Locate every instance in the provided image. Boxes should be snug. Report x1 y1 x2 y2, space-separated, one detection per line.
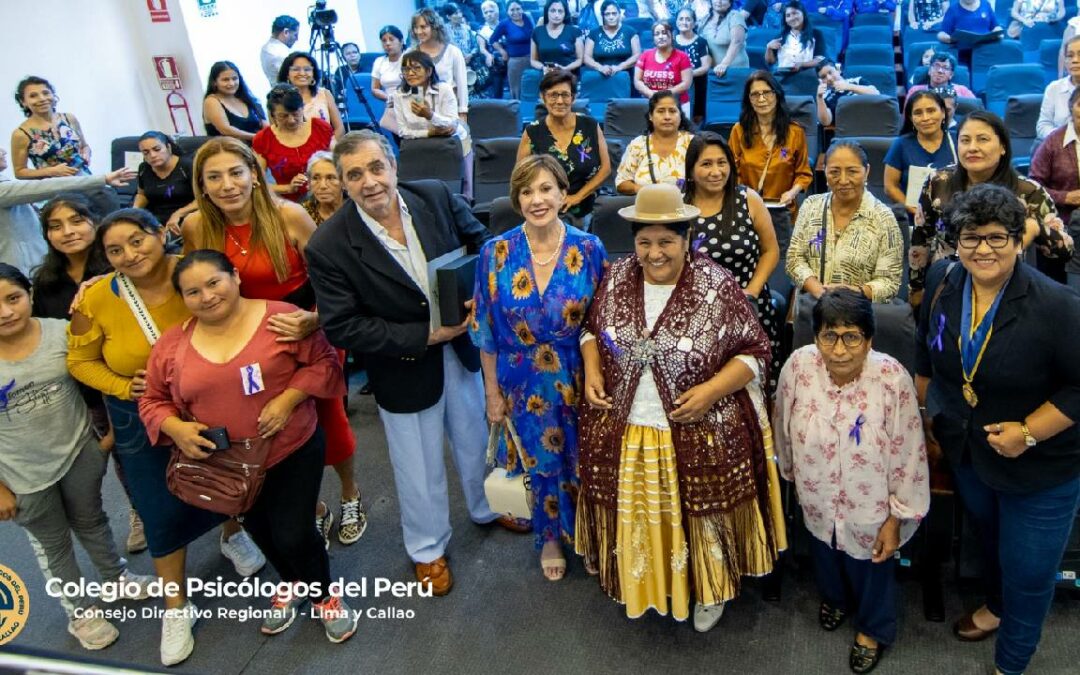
470 224 607 548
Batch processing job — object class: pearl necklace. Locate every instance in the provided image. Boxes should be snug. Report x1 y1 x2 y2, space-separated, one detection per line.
524 223 565 267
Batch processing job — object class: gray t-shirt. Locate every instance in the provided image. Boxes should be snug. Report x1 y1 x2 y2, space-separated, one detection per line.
0 318 91 494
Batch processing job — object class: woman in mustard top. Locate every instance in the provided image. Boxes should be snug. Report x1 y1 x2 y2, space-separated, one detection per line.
67 208 262 667
728 70 813 258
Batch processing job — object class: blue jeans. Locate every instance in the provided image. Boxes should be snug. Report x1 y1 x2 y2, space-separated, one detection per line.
105 396 224 557
951 463 1080 675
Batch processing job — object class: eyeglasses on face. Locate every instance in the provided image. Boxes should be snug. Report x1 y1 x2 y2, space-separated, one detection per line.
749 90 776 101
289 66 314 73
957 233 1013 249
544 90 573 100
930 63 953 72
402 63 427 73
817 330 865 348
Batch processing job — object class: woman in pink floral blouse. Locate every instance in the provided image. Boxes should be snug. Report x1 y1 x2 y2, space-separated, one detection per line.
775 288 930 675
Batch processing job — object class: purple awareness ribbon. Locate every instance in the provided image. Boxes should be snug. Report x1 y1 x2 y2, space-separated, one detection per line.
245 365 260 394
931 313 946 352
849 414 866 446
164 185 174 199
577 146 589 162
692 232 706 251
780 147 789 160
599 331 623 358
810 228 825 251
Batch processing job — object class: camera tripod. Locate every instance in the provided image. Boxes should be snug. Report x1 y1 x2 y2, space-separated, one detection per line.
308 22 378 131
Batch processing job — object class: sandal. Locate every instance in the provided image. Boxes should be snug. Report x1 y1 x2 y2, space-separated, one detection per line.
849 640 884 674
819 601 848 631
540 544 566 582
583 558 599 576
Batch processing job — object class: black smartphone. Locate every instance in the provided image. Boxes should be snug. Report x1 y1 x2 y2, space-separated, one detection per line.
198 427 230 451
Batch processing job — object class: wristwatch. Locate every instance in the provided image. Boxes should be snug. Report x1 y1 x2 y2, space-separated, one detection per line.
1020 423 1037 448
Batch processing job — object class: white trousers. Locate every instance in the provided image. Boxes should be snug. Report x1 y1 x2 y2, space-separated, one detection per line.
378 345 497 563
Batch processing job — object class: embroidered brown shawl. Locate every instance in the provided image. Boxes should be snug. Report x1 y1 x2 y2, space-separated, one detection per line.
578 255 776 590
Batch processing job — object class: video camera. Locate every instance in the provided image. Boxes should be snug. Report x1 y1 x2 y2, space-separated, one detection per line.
308 0 338 29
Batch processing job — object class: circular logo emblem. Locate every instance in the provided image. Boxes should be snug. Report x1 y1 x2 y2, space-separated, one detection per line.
0 564 30 645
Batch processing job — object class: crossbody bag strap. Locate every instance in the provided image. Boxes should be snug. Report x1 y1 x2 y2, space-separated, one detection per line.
115 273 162 346
929 261 958 318
645 134 658 184
757 145 774 195
818 196 829 282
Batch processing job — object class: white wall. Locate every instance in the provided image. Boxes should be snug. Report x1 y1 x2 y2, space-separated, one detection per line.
177 0 369 109
0 1 159 176
359 1 415 52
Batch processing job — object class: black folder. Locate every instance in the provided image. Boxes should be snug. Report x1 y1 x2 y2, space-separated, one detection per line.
436 254 478 326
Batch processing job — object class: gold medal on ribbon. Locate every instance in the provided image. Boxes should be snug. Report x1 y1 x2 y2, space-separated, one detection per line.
962 382 978 408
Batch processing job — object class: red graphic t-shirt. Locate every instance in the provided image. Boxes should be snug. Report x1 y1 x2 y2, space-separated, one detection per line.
636 48 693 104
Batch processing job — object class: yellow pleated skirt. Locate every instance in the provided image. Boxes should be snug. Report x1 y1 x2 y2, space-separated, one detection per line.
611 416 787 622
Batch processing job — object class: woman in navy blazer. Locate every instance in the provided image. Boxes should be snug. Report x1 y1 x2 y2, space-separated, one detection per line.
915 183 1080 675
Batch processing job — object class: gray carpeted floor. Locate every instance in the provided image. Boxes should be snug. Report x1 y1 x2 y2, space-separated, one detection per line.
1 385 1078 674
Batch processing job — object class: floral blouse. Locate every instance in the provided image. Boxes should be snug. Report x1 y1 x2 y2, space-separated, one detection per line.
615 131 694 190
909 167 1067 298
774 346 930 560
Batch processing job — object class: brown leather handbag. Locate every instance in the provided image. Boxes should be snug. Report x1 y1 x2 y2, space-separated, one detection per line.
166 436 271 516
162 320 272 517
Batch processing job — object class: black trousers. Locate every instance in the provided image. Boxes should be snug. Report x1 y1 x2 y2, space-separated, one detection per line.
243 426 331 601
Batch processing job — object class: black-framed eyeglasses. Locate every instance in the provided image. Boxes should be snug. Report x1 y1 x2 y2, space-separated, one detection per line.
957 233 1013 249
402 63 427 73
544 91 573 100
817 330 865 348
749 90 776 100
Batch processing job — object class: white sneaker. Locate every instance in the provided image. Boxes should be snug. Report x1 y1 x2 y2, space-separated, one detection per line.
109 570 157 601
220 530 266 577
693 602 725 633
160 601 197 667
68 607 119 650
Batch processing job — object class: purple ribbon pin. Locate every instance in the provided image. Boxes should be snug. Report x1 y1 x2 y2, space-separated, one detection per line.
931 313 946 352
810 228 825 251
245 365 261 394
599 331 623 357
934 218 946 232
849 414 865 446
164 185 174 199
577 146 589 162
692 232 706 250
780 147 789 160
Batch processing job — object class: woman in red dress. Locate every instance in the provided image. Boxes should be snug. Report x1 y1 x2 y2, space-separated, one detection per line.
251 84 334 203
182 137 365 548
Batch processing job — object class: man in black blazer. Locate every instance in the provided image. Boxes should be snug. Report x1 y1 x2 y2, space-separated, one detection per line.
306 130 507 596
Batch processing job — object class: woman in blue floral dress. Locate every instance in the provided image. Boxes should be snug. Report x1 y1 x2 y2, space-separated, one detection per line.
471 155 607 581
518 70 611 232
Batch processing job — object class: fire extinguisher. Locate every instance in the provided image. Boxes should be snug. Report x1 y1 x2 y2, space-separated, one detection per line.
166 91 195 136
